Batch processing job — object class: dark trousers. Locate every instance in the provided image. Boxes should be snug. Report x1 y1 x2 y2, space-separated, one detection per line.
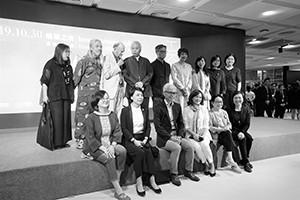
124 134 155 178
218 130 235 152
232 131 253 164
274 106 285 118
49 100 72 147
256 103 272 117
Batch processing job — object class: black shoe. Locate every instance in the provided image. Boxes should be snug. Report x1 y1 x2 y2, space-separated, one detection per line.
170 174 181 186
248 162 253 169
244 163 252 173
136 187 146 197
209 171 216 177
148 184 162 194
204 171 210 176
184 171 200 182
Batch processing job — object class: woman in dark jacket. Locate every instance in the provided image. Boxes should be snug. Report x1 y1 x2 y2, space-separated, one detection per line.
227 91 253 173
40 43 74 149
121 88 161 197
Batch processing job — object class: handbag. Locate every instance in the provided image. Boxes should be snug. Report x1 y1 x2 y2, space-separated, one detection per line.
36 103 54 150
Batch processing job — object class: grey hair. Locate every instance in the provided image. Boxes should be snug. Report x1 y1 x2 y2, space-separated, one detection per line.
89 39 101 49
131 41 142 49
163 83 176 92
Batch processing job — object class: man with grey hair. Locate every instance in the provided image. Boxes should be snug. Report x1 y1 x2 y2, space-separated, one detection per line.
123 41 153 109
153 83 199 186
102 42 125 118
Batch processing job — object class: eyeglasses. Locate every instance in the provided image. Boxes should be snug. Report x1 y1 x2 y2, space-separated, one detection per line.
159 50 167 53
165 91 177 95
100 98 110 102
214 101 223 103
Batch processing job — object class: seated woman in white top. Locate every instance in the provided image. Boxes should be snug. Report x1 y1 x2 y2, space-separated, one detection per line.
183 89 215 177
209 94 242 174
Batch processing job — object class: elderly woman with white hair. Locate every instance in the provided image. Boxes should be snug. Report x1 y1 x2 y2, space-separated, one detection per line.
74 39 103 151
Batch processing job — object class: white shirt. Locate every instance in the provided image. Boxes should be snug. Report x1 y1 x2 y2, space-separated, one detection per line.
131 105 144 134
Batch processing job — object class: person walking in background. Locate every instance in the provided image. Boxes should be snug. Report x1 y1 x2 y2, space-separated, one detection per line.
274 84 287 119
121 88 161 197
83 90 131 200
209 95 242 174
254 78 272 117
154 83 200 187
171 47 193 111
150 44 171 105
191 56 211 109
227 91 253 173
74 39 103 149
221 53 242 109
183 89 216 177
207 55 226 98
287 81 300 120
245 85 256 115
102 42 126 119
40 43 74 149
123 41 153 109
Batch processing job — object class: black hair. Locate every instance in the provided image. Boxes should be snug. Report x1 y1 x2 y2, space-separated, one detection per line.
90 90 108 111
194 56 208 75
53 43 70 65
177 47 189 57
224 53 236 65
155 44 166 52
211 94 223 103
187 89 204 106
210 55 222 69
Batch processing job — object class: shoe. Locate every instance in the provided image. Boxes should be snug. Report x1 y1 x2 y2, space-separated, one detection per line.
136 186 146 197
204 171 210 176
231 165 242 174
114 192 131 200
170 174 181 186
209 171 216 177
244 163 252 173
248 162 253 169
184 171 200 182
148 184 162 194
81 152 93 160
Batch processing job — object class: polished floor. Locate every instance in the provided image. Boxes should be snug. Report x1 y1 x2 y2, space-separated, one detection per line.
61 153 300 200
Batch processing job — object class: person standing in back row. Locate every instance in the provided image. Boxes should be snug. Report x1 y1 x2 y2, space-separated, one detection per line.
73 39 103 149
150 44 171 105
102 42 126 119
221 53 242 109
123 41 153 109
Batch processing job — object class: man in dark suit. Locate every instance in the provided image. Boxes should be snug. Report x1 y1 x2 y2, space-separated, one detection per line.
153 83 199 186
254 78 273 117
150 44 171 105
123 41 153 109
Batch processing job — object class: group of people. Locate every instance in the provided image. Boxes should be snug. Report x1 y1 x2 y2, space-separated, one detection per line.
246 78 300 119
40 40 253 200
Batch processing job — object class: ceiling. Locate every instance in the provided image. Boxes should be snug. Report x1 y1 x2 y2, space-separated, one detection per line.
46 0 300 71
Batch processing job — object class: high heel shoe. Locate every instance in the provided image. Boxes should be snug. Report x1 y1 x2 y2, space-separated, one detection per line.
148 184 162 194
136 187 146 197
209 171 216 177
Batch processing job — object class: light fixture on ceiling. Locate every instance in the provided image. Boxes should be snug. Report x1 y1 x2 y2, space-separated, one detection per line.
262 10 278 16
278 31 296 36
283 44 296 49
224 23 242 28
248 38 262 44
259 29 269 34
150 10 171 17
267 57 275 60
177 0 191 2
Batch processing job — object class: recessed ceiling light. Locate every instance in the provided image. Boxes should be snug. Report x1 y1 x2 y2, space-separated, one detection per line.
262 10 278 16
278 31 296 36
283 44 296 49
224 23 242 28
248 39 262 44
267 57 275 60
177 0 190 2
150 10 171 17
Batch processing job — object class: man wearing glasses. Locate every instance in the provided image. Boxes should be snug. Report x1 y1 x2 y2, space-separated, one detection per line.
153 83 199 187
150 44 171 105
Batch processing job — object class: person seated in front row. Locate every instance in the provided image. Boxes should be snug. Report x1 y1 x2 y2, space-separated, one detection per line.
209 95 242 174
82 90 130 200
183 89 216 177
120 87 162 197
153 83 200 186
227 91 253 173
